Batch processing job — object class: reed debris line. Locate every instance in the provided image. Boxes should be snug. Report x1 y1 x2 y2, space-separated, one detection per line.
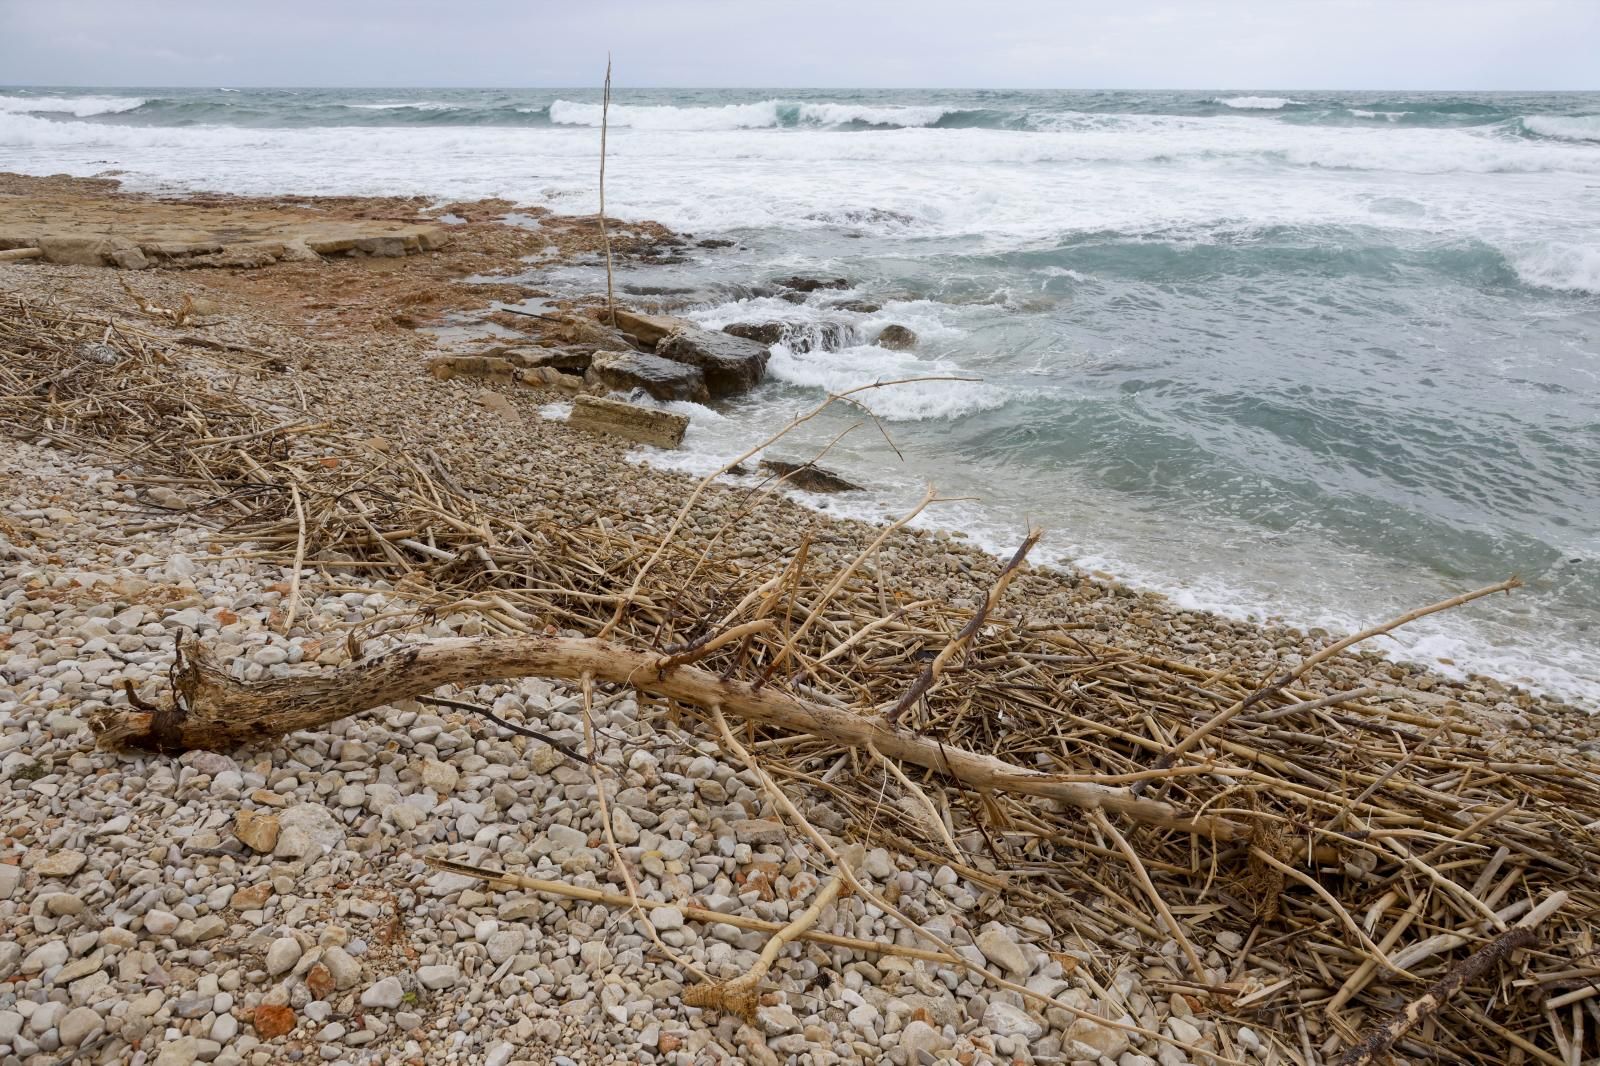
4 292 1599 1065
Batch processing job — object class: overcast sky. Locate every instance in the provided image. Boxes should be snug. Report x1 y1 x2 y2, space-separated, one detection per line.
2 0 1595 90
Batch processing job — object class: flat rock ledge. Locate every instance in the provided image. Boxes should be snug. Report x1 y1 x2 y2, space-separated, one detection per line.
0 223 448 271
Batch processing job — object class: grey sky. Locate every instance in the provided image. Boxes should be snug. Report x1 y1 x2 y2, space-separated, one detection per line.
2 0 1595 90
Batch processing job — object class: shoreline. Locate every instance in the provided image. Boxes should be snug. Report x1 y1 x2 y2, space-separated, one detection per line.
2 173 1596 1066
1 171 1592 706
0 172 1589 718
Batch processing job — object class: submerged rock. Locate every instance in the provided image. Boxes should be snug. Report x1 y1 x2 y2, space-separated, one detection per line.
759 459 861 493
830 298 882 313
722 322 785 346
775 275 849 293
587 351 709 404
876 324 917 350
655 328 769 397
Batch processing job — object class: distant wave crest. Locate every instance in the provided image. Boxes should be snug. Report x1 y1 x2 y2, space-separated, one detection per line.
550 98 784 130
547 98 956 131
1214 96 1305 110
343 101 460 112
0 94 146 117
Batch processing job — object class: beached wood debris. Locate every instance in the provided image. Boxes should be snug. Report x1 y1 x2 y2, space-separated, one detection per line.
567 394 688 448
5 291 1599 1066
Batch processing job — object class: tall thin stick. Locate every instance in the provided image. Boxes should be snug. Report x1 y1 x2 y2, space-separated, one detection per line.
598 55 617 327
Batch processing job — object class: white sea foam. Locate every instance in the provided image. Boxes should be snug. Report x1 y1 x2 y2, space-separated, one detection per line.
0 94 145 117
1522 115 1600 142
766 342 1005 422
1510 242 1600 294
1350 109 1409 121
1214 96 1304 110
796 102 948 127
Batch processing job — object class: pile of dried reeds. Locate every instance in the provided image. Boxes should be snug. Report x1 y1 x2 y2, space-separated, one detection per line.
5 292 1598 1066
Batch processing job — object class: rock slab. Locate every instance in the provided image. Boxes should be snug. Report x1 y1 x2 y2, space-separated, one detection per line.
567 395 688 450
654 328 769 397
587 350 709 404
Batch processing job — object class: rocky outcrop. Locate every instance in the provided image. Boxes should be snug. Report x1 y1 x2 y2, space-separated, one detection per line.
544 316 639 354
491 347 594 373
612 310 694 349
426 356 519 382
586 351 709 404
35 235 149 270
655 328 769 397
519 366 584 392
568 395 688 449
876 324 917 350
2 216 444 271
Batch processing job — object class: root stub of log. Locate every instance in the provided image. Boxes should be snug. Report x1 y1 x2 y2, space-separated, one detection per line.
90 633 1249 840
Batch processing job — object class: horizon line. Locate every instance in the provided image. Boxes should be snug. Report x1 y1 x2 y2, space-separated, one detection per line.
4 84 1598 93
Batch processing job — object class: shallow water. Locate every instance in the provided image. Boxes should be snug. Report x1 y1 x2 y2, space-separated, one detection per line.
3 86 1597 701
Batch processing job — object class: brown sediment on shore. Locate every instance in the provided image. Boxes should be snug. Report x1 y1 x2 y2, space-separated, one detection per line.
1 174 1596 1066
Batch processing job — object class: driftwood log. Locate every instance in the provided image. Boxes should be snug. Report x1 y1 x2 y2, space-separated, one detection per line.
89 633 1249 841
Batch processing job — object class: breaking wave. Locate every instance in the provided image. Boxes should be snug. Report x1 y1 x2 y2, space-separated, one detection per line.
1510 242 1600 294
1521 114 1600 142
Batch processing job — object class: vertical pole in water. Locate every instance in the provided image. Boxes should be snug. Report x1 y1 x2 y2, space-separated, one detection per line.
599 55 617 327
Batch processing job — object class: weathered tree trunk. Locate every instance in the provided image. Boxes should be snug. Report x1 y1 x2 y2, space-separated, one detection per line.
90 633 1248 840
